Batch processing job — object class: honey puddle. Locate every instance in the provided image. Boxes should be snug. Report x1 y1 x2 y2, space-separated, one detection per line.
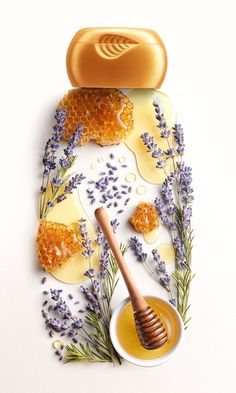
143 228 160 244
157 243 175 264
116 297 181 360
125 89 175 184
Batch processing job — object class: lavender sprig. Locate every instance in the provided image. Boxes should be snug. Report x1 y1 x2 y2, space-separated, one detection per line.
130 236 147 262
173 123 184 146
41 108 66 182
41 228 125 364
40 109 66 212
140 132 157 152
78 218 99 312
42 289 83 339
79 219 94 259
39 111 85 218
153 99 171 138
66 225 126 365
96 219 119 277
42 288 110 362
140 132 164 159
63 125 83 158
152 249 176 306
130 237 176 306
140 99 194 327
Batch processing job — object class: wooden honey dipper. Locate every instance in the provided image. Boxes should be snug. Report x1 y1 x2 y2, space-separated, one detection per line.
95 207 168 350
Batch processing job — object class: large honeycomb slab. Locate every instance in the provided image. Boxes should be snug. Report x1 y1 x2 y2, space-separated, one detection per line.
58 88 133 146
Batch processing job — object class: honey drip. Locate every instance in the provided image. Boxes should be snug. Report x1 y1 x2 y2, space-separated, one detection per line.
58 88 133 146
36 219 81 272
117 297 181 360
130 202 158 233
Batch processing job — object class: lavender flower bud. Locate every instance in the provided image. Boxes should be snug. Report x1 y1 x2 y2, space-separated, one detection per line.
152 148 163 158
57 194 66 203
130 236 147 262
50 289 63 301
169 298 176 307
173 123 184 146
71 318 83 330
140 132 157 152
152 249 161 263
84 268 95 278
156 160 166 169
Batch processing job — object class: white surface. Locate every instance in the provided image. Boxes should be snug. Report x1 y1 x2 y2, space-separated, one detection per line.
0 1 236 392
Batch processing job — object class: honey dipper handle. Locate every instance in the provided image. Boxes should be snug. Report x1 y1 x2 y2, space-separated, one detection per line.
94 207 148 312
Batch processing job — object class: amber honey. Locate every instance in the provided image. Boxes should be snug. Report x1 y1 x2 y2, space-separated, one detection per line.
130 202 159 233
36 219 81 272
58 88 133 146
116 297 181 360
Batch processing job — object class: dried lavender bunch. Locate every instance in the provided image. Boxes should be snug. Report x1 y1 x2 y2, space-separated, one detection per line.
129 236 176 306
140 99 194 327
42 286 116 363
39 108 85 218
41 288 85 361
65 219 127 365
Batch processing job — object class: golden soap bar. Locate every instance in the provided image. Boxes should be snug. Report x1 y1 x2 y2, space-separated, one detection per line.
66 27 167 88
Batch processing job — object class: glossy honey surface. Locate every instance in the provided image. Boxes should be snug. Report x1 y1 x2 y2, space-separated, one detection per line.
36 219 81 272
116 297 181 360
58 88 133 146
130 202 159 233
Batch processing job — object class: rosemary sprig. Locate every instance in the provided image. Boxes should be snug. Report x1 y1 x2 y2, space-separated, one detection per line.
172 203 194 326
65 342 108 363
172 268 195 326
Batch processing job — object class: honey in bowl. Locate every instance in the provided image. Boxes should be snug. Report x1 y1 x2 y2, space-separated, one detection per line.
115 296 182 362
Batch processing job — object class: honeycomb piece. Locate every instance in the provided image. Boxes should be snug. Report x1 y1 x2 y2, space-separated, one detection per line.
58 88 133 146
129 202 159 233
36 219 81 272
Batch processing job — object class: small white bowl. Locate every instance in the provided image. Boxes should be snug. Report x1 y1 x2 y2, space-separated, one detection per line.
110 295 184 367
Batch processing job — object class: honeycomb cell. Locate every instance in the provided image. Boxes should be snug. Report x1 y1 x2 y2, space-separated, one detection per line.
36 219 81 272
58 88 133 146
129 202 159 233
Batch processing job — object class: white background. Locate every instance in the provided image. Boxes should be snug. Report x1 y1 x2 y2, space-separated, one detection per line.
0 0 236 392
